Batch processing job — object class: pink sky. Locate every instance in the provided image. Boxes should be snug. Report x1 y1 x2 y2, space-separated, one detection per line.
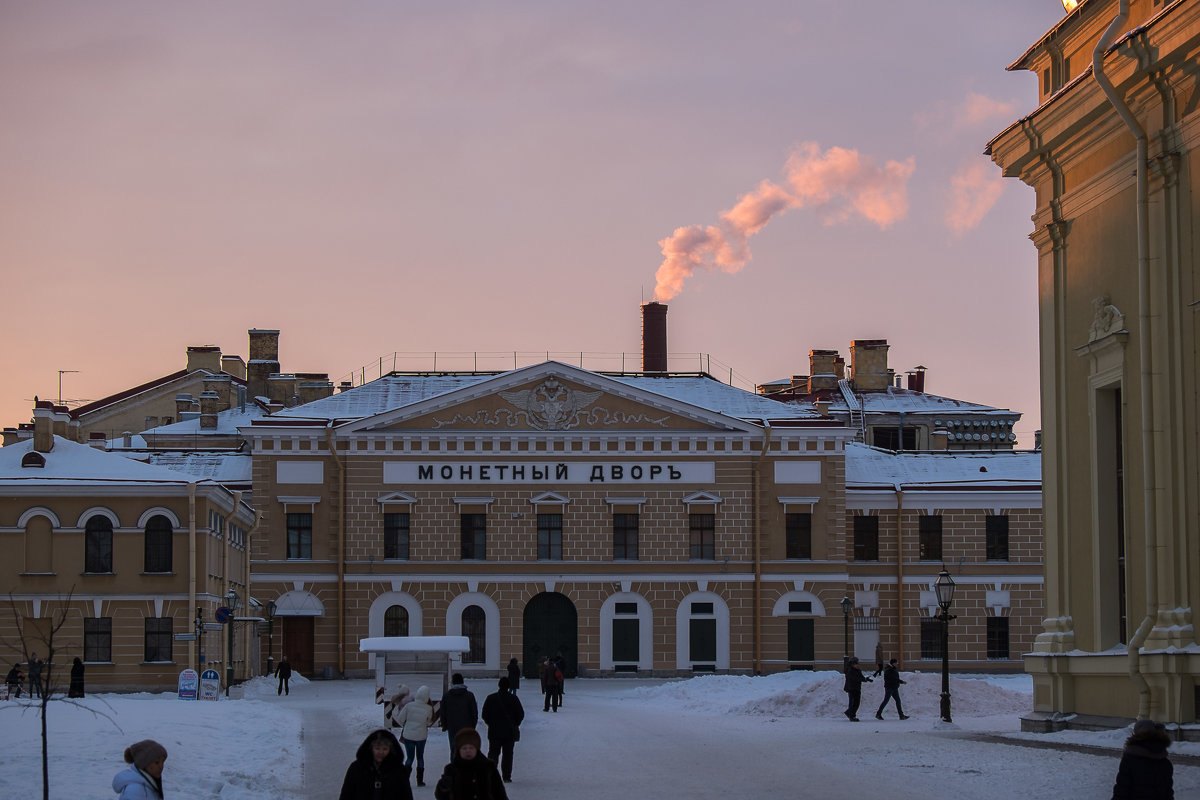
0 1 1065 445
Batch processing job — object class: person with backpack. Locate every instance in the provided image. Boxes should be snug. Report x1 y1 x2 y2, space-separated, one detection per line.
481 677 524 783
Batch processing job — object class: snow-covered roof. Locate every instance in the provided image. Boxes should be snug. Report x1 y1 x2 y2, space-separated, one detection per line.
0 436 217 486
136 451 253 483
145 404 268 436
266 368 821 424
359 636 471 653
845 442 1040 489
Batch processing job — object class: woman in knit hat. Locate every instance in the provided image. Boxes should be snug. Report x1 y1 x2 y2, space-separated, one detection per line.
112 739 167 799
434 728 508 800
1112 718 1174 799
338 728 413 800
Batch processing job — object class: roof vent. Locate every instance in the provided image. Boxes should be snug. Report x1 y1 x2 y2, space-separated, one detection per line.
21 451 46 468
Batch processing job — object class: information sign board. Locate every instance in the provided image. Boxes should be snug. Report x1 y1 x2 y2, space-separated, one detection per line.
177 669 199 700
199 669 221 701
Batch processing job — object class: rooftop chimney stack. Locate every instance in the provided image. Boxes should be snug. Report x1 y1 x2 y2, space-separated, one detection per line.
186 345 222 373
641 302 668 373
247 328 281 401
907 365 927 393
850 339 890 392
199 390 221 429
808 350 842 392
33 401 54 453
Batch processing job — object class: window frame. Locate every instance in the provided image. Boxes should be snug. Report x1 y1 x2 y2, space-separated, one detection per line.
383 512 410 561
84 617 112 662
460 513 487 561
286 512 313 560
143 514 173 573
987 616 1011 660
143 617 173 663
785 512 812 559
919 616 943 660
462 605 486 663
384 605 409 637
84 515 114 574
689 513 715 561
986 514 1010 561
853 515 879 562
537 513 563 561
612 513 639 561
918 514 943 562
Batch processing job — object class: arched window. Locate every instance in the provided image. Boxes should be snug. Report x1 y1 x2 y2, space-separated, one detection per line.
144 515 173 573
462 605 486 664
84 516 113 573
384 605 409 637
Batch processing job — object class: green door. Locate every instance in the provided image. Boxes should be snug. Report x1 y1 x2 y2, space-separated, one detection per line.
522 592 578 678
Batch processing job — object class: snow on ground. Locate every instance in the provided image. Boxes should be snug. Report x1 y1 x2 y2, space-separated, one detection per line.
2 670 1198 799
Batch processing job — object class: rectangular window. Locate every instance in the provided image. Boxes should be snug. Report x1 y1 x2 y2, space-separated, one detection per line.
920 617 943 660
537 513 563 560
788 601 812 614
613 513 639 560
689 513 715 560
689 618 717 662
383 512 410 560
872 427 917 451
84 618 112 662
853 516 879 561
286 513 312 560
987 617 1011 660
460 513 486 560
919 515 943 561
144 617 173 663
785 512 812 559
614 602 638 615
986 515 1010 561
787 618 815 662
613 618 639 662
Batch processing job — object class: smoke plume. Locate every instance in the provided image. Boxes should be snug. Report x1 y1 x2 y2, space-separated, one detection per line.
654 142 914 300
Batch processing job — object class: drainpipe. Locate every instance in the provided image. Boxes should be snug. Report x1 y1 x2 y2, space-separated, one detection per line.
327 425 347 676
1093 0 1156 718
188 482 197 673
753 420 772 674
895 483 905 666
223 491 255 679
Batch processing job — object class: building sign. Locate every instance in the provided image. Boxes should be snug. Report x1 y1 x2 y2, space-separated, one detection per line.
177 669 199 700
774 461 821 484
384 461 715 485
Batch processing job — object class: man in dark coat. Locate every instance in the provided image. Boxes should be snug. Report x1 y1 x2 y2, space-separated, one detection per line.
338 728 413 800
440 672 479 754
543 660 563 712
874 658 908 720
842 656 871 721
275 656 293 696
506 657 521 691
481 677 524 783
1112 718 1174 799
68 657 85 698
435 728 508 800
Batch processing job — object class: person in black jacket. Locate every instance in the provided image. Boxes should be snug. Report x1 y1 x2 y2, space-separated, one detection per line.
481 677 524 783
434 728 508 800
275 656 293 696
68 657 85 698
874 658 908 720
842 656 872 721
506 658 520 692
440 673 479 755
338 729 413 800
1112 719 1174 800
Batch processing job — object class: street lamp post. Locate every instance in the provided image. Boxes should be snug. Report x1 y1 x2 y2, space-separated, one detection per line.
265 600 277 677
225 589 240 697
934 569 957 723
840 595 853 669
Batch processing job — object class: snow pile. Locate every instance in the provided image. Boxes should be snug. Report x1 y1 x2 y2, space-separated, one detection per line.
630 670 1031 719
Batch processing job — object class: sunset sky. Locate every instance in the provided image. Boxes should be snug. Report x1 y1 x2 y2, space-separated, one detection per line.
0 1 1067 444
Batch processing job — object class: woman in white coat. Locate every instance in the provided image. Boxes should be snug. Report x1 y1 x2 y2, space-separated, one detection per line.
395 685 437 787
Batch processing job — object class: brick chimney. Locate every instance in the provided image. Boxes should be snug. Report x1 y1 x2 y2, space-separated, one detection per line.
33 401 54 452
186 345 222 373
808 350 842 392
88 431 107 450
850 339 890 392
247 328 281 400
641 302 668 373
221 354 247 380
176 393 197 417
297 374 334 405
51 405 71 439
199 390 221 429
907 365 927 393
202 375 233 411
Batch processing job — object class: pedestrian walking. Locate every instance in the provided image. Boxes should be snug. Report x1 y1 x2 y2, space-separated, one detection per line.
874 658 908 720
1112 719 1174 800
275 656 292 696
439 673 479 755
842 656 872 721
395 685 437 787
69 656 85 698
112 739 167 800
338 729 413 800
481 677 524 783
28 652 43 698
506 657 521 692
6 664 24 698
543 660 563 712
434 728 508 800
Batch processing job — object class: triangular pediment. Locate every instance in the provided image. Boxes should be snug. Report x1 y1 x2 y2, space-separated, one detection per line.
338 362 760 435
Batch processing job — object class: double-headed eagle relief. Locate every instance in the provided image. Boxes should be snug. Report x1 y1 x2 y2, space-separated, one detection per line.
432 377 669 430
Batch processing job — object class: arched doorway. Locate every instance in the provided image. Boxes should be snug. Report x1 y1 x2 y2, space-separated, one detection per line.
522 592 577 678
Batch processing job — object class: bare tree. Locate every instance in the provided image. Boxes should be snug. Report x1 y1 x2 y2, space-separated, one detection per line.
3 590 76 800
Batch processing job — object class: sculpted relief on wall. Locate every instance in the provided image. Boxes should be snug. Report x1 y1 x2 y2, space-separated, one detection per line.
432 378 670 431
